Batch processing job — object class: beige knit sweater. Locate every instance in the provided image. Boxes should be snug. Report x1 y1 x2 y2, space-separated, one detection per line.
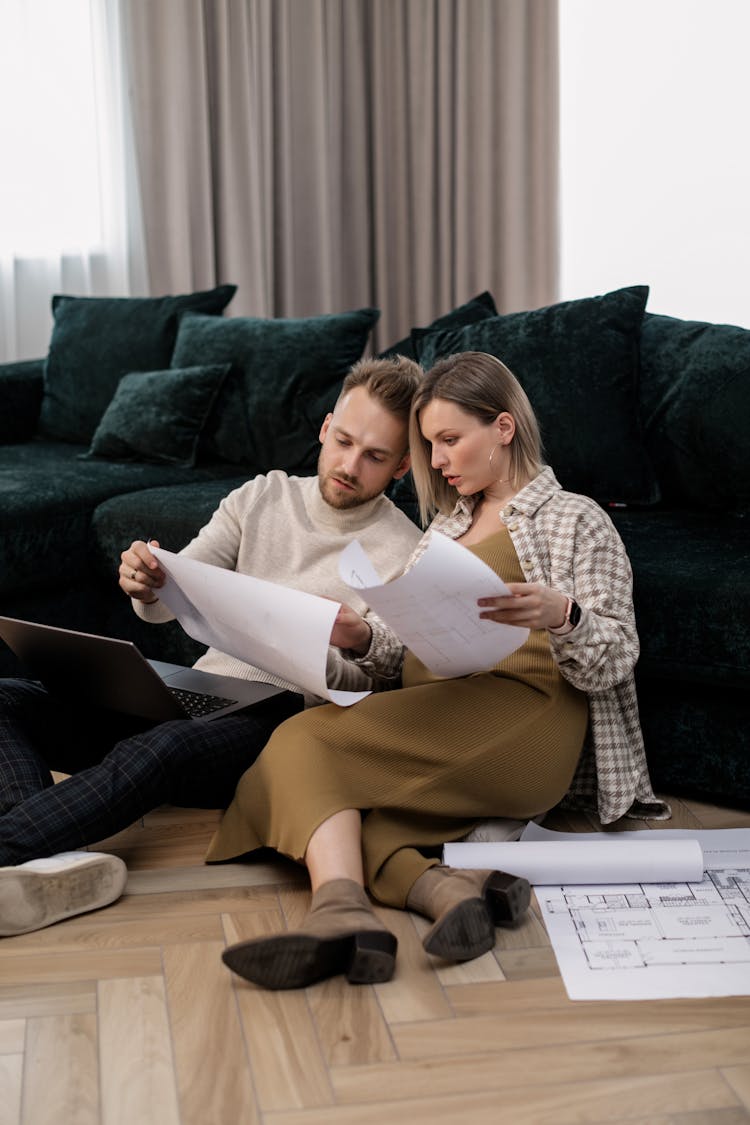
133 471 421 702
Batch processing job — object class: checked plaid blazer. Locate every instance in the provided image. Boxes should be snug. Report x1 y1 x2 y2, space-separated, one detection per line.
413 466 668 825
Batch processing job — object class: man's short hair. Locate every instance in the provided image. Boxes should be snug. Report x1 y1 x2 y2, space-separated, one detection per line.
339 355 423 425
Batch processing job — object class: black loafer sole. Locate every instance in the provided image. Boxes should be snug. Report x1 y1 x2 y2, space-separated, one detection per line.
422 870 531 962
222 929 397 990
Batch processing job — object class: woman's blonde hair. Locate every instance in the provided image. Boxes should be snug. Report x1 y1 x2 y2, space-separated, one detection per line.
409 351 544 524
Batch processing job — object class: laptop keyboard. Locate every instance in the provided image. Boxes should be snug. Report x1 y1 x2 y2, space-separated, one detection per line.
168 686 237 718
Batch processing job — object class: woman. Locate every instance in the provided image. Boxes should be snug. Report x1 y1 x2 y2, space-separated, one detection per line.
209 351 667 990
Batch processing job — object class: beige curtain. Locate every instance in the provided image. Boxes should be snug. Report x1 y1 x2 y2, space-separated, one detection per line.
123 0 558 351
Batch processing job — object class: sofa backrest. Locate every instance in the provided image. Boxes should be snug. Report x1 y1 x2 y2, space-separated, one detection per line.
640 313 750 513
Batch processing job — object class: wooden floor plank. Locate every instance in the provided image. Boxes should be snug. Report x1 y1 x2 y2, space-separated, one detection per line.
391 999 750 1060
21 1014 98 1125
98 976 180 1125
0 1021 24 1054
0 912 224 953
264 1069 742 1125
0 949 163 987
0 982 96 1021
373 909 456 1021
162 940 260 1125
97 882 283 919
123 860 304 895
225 911 333 1112
0 1053 22 1125
722 1065 750 1110
330 1025 750 1103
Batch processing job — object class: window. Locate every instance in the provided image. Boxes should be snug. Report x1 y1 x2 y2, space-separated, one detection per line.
559 0 750 328
0 0 145 361
0 0 108 254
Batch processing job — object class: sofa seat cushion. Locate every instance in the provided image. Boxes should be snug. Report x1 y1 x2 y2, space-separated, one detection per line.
0 442 242 597
91 477 251 578
634 677 750 806
610 508 750 687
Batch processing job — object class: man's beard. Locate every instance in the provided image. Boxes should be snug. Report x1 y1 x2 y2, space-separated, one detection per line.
318 470 366 509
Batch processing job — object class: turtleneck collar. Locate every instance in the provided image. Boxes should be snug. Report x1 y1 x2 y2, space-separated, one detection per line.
304 475 392 534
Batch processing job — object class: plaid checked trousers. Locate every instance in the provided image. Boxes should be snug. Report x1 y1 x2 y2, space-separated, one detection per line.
0 677 303 866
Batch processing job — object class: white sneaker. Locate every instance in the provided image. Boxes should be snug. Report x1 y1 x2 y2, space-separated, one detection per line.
460 812 548 844
460 818 528 843
0 851 127 937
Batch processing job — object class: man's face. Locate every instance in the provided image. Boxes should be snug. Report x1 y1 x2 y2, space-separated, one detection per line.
317 386 410 509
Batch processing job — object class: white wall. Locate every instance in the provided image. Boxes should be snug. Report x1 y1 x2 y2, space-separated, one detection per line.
559 0 750 328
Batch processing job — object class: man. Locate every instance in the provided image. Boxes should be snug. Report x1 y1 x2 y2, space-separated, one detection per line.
0 356 422 935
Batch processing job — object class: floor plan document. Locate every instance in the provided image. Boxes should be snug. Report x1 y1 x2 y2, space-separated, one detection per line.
339 532 528 676
151 534 528 706
523 825 750 1000
441 837 704 885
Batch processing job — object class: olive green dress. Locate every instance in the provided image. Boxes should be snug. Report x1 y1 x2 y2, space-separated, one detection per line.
206 528 589 906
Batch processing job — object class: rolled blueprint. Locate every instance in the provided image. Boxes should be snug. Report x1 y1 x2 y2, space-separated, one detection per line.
441 838 704 885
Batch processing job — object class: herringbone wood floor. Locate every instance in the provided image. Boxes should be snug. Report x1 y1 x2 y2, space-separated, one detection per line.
1 794 750 1125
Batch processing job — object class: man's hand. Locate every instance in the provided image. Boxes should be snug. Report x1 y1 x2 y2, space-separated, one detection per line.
119 539 165 604
330 603 372 655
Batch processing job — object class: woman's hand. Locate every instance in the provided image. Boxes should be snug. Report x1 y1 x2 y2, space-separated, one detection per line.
330 603 372 655
478 582 569 631
119 539 164 604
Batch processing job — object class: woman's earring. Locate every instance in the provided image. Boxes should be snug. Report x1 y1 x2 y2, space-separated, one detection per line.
488 442 510 482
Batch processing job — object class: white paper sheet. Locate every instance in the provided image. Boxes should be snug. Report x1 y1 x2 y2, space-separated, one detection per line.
516 825 750 1000
441 838 704 885
339 532 528 677
150 547 370 707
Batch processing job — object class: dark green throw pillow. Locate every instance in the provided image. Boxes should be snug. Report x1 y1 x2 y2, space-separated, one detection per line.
413 285 659 507
39 284 237 443
171 307 380 470
82 364 230 467
640 313 750 511
379 291 498 360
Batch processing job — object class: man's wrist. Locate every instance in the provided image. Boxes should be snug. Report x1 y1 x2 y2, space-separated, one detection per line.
350 621 373 656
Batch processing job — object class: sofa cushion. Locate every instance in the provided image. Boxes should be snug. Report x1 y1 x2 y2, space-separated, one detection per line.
82 364 230 468
38 285 237 444
634 678 750 806
640 313 750 512
413 286 660 508
92 477 251 574
170 307 379 470
0 359 44 442
379 291 498 360
0 442 243 597
610 507 750 688
90 476 252 667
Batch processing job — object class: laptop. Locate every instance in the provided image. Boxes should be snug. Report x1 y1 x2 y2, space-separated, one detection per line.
0 615 285 722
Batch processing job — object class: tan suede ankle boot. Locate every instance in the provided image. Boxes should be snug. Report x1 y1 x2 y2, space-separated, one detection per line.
407 866 530 962
222 878 397 990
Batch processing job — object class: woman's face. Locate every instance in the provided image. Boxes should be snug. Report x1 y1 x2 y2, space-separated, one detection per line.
419 398 502 496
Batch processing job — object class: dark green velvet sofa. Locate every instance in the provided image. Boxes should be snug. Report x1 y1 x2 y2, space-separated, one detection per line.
1 284 748 810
